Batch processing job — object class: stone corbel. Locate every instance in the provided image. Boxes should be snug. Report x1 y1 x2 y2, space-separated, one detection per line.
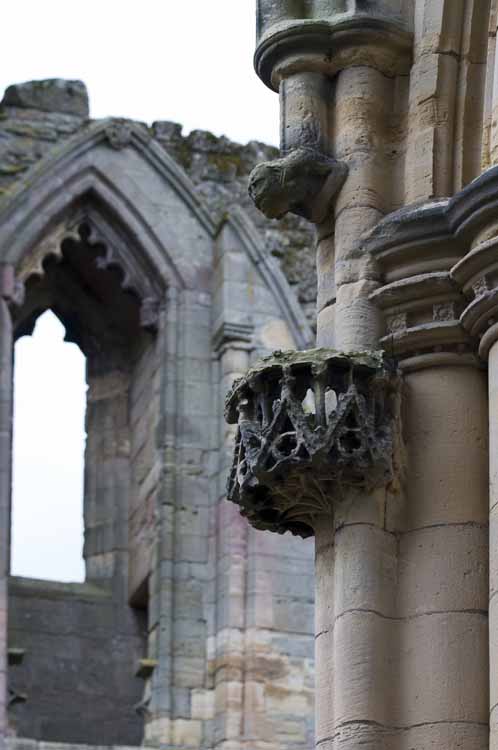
250 4 412 224
249 147 348 222
212 320 254 355
369 272 473 371
225 348 400 538
104 119 134 150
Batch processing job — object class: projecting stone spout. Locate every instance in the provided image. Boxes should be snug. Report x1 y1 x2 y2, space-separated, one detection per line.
225 348 400 538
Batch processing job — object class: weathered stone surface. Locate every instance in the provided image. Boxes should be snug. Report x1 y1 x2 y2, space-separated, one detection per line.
1 80 89 117
0 77 315 750
249 148 348 222
0 85 317 327
245 4 498 750
226 348 399 536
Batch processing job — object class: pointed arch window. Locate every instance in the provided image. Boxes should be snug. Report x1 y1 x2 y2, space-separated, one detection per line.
11 310 86 582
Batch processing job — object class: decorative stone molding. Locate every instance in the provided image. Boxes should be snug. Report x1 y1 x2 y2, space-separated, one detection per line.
369 272 472 370
212 320 254 354
248 147 348 222
451 234 498 360
225 348 400 538
0 264 24 307
364 166 498 368
104 120 134 150
16 211 162 332
255 13 413 90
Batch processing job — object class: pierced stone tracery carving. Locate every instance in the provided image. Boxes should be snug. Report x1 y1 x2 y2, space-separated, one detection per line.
225 348 400 538
16 212 162 334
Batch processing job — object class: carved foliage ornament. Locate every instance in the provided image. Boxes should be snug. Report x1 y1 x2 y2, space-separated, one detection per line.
225 348 400 538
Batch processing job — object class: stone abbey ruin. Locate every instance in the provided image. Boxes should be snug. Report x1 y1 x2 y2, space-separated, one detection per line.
2 1 498 749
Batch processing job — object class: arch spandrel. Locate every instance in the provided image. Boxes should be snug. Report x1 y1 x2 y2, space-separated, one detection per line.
218 207 313 352
0 120 216 293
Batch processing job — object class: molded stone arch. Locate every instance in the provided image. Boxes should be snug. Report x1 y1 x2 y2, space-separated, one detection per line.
0 119 215 292
0 110 315 749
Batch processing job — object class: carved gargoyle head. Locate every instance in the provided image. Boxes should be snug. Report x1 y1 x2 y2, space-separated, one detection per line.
248 147 348 223
248 159 295 220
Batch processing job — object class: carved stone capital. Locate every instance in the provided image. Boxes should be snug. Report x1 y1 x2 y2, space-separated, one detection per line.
255 13 412 90
225 348 400 538
248 147 348 222
366 164 498 368
451 234 498 359
370 272 473 371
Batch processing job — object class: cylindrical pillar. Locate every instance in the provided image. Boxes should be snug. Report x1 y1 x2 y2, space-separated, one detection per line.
328 66 394 352
490 9 498 167
314 487 398 750
0 296 12 743
214 340 251 750
489 341 498 749
397 365 488 748
313 363 488 750
280 72 330 154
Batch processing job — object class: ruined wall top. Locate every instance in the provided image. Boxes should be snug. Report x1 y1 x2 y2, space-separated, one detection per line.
0 78 317 325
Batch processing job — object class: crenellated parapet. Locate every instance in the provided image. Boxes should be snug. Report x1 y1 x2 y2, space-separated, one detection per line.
225 347 400 538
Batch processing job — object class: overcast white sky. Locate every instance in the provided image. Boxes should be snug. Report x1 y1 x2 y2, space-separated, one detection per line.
6 1 279 582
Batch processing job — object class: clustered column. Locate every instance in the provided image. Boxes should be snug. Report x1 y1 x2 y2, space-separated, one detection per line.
243 4 493 750
0 266 22 746
452 228 498 750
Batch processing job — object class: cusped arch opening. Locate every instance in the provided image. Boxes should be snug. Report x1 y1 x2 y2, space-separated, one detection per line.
6 191 163 745
12 310 87 582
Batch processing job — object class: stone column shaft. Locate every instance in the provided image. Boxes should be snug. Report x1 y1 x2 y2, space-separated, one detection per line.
146 292 178 746
489 342 498 748
327 65 393 352
225 349 399 749
315 502 397 750
280 72 330 155
397 366 488 747
0 297 11 746
490 11 498 166
215 342 251 750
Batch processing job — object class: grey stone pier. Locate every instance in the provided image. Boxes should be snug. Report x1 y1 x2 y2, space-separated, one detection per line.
238 1 496 748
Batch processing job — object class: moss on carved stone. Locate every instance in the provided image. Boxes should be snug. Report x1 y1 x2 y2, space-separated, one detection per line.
226 347 388 423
